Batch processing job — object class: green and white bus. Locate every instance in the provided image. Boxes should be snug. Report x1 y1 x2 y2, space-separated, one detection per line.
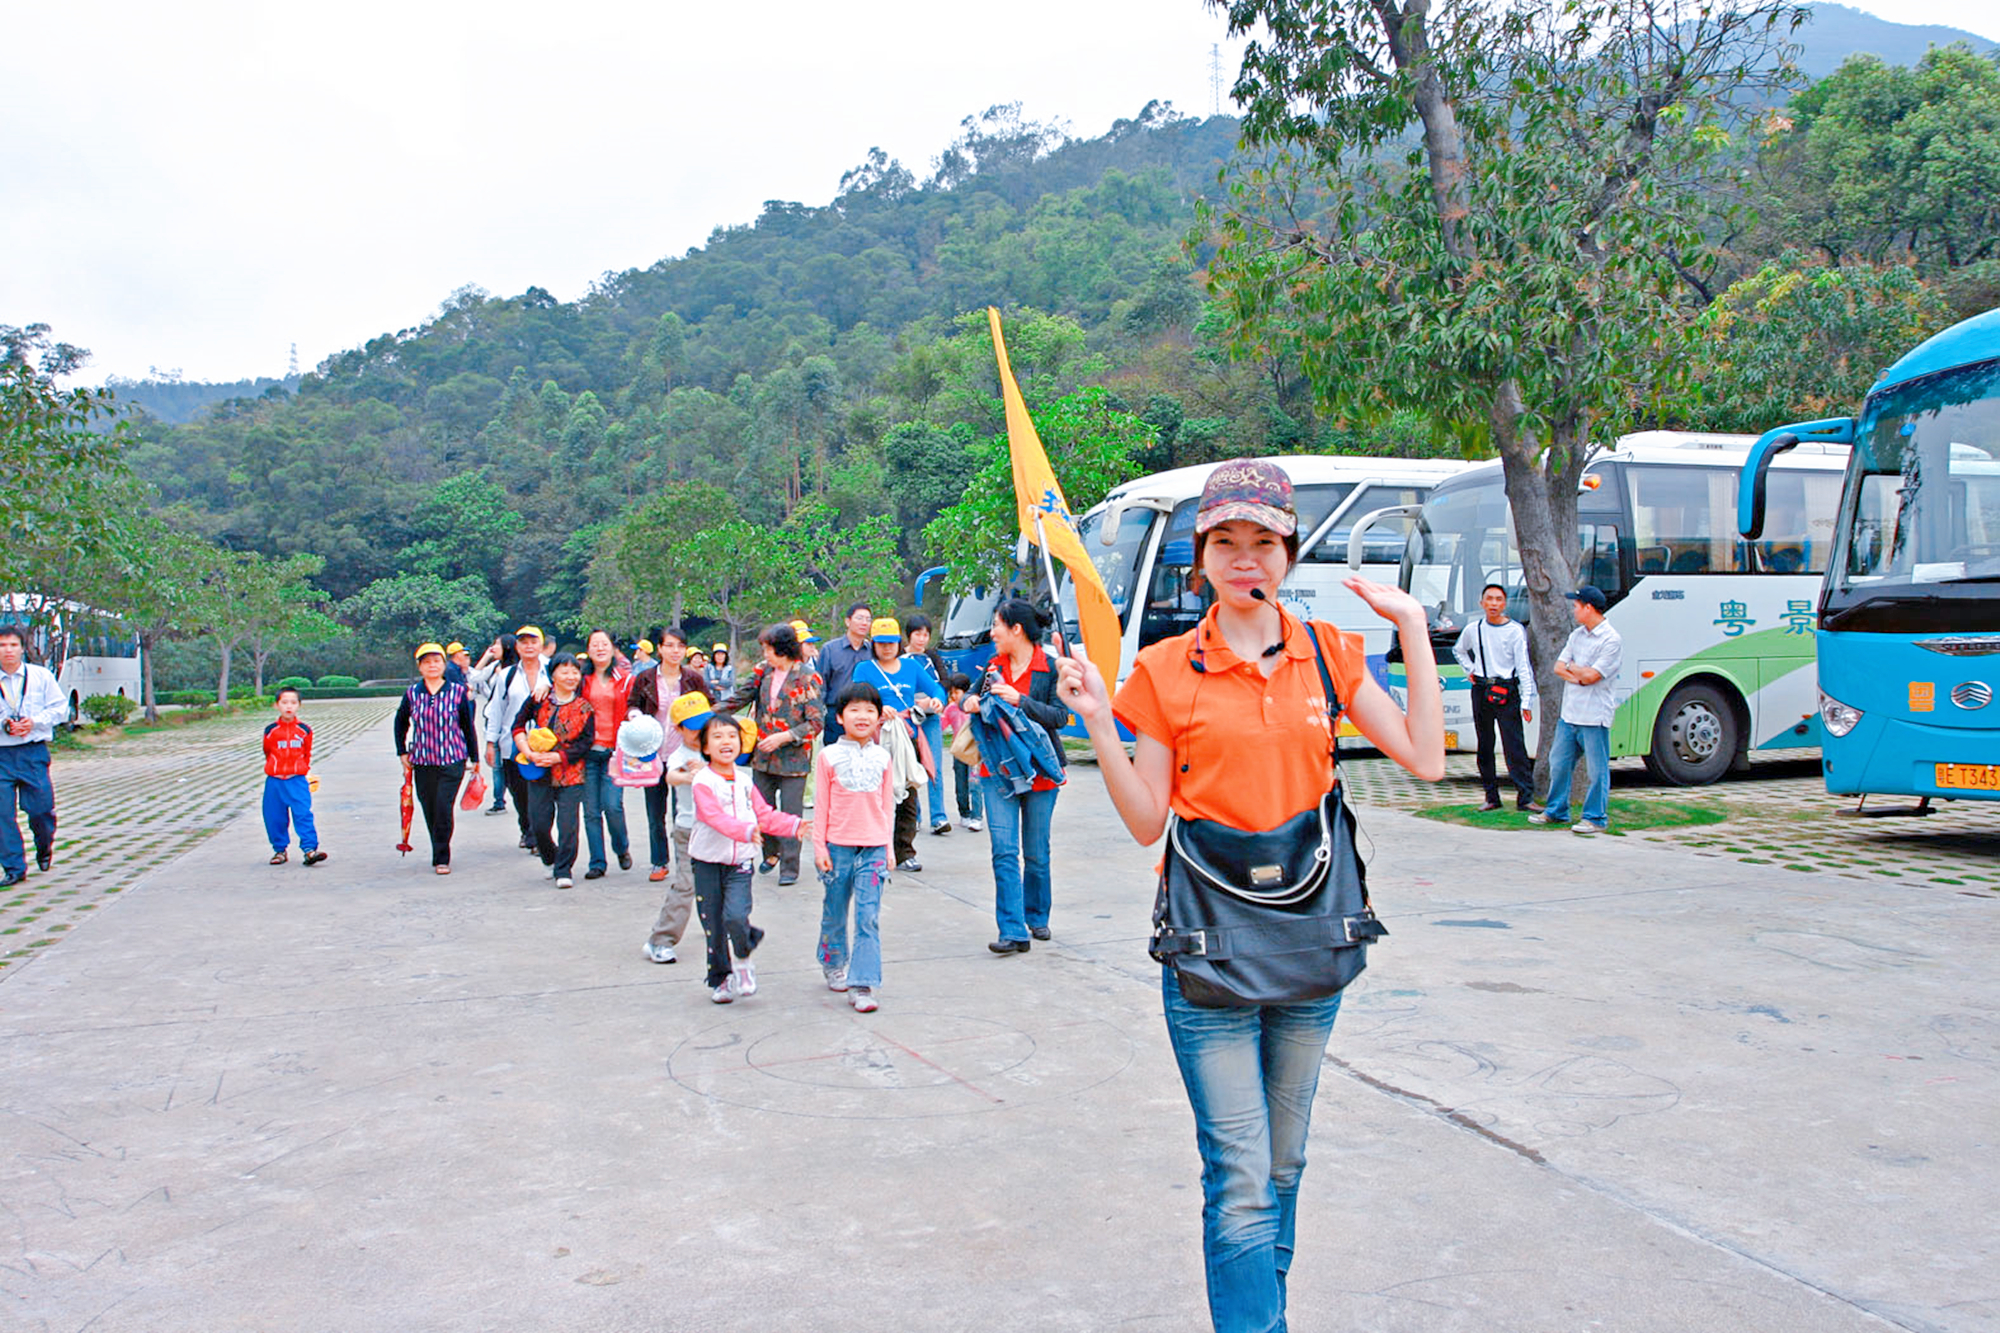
1361 433 1850 784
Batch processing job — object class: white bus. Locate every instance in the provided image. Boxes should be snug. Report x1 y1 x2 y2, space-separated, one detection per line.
1359 432 1850 784
0 595 144 723
1053 455 1471 733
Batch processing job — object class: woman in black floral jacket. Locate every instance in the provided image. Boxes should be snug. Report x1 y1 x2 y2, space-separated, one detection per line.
720 622 825 885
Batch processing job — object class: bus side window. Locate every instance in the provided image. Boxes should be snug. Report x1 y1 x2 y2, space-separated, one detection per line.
1312 485 1425 564
1753 470 1842 574
1579 524 1624 597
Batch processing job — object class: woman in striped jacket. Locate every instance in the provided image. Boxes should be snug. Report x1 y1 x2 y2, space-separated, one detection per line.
395 643 482 873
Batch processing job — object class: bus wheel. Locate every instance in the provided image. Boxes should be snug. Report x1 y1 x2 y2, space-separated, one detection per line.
1649 681 1738 786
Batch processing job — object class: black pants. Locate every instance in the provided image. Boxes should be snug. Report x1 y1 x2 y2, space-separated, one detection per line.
694 859 763 988
893 787 919 865
504 758 535 842
1472 681 1535 806
412 762 464 866
751 770 806 877
527 782 582 877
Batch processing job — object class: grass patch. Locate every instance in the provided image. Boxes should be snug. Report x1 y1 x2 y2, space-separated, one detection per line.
1413 795 1727 835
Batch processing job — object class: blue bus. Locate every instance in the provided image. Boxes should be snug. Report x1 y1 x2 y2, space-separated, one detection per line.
1740 307 2000 805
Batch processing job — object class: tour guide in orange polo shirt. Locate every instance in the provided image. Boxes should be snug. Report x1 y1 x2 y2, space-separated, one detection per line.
1057 458 1444 1333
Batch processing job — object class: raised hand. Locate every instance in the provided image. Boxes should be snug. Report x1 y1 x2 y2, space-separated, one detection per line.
1055 651 1110 722
1343 576 1427 627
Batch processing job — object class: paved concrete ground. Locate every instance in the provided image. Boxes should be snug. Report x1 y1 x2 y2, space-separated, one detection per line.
4 707 1997 1332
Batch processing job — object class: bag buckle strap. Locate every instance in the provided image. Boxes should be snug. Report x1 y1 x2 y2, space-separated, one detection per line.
1345 915 1389 944
1153 929 1207 957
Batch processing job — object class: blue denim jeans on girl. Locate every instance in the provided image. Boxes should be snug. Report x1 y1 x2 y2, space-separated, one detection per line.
1161 967 1344 1333
817 844 887 987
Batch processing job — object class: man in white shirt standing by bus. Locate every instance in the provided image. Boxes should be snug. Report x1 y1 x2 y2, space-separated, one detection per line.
0 623 69 886
1530 586 1623 835
1453 583 1537 812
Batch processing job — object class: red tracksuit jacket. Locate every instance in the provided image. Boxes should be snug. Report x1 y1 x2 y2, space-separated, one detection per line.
264 718 314 778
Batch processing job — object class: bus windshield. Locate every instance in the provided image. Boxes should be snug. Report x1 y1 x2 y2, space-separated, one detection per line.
1839 357 2000 588
1059 506 1155 644
1401 478 1522 631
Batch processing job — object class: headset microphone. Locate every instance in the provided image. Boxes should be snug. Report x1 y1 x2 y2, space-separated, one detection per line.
1249 587 1268 601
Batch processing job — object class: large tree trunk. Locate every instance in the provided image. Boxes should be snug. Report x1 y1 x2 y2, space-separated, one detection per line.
215 642 232 706
1490 381 1586 799
141 631 159 723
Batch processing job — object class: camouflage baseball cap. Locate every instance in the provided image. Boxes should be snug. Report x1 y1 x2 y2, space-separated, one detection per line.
1195 459 1297 536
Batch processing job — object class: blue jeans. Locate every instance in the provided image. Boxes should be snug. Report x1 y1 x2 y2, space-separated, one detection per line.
581 748 630 872
953 757 984 820
488 754 507 809
1542 720 1611 825
0 742 57 873
919 714 946 826
262 774 318 854
1162 967 1344 1333
817 844 887 987
982 777 1057 941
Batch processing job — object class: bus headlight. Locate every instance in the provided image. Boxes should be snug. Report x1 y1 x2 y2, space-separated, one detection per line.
1818 690 1863 738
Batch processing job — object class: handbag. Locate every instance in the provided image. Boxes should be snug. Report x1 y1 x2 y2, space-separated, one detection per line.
949 721 981 767
1149 623 1386 1007
458 767 488 811
1476 621 1517 708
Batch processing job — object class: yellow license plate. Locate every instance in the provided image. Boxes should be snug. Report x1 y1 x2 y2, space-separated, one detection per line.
1936 762 2000 791
1444 730 1460 750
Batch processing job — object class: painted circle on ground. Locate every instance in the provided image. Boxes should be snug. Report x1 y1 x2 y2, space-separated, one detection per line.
666 1006 1134 1120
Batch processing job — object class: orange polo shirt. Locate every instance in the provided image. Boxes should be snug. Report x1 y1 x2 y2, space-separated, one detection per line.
1113 610 1366 831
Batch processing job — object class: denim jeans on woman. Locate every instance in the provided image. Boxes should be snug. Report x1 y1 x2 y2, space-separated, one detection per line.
1161 967 1344 1333
980 777 1057 942
918 712 946 826
581 747 631 873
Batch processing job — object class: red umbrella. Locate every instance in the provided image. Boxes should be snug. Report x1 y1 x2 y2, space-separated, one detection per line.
397 769 415 856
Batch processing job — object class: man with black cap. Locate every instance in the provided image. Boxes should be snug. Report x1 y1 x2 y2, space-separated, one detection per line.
1529 586 1622 834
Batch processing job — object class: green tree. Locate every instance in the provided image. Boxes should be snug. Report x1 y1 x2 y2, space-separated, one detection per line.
1689 255 1957 430
1761 46 2000 273
1208 0 1802 769
0 325 134 602
924 386 1150 592
341 573 502 653
397 472 525 586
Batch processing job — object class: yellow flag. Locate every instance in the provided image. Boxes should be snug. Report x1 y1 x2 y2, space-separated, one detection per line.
987 307 1123 691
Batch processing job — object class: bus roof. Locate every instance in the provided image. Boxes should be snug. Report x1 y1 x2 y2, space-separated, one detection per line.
1096 454 1469 507
1429 435 1849 495
1873 305 2000 394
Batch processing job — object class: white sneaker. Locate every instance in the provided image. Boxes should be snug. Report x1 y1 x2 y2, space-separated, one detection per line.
645 941 677 964
1572 820 1607 835
964 818 984 832
710 980 735 1004
1526 812 1554 826
825 968 849 992
733 960 757 996
851 987 877 1013
555 876 574 890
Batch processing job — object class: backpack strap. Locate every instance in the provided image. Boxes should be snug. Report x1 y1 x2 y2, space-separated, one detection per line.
1302 621 1343 772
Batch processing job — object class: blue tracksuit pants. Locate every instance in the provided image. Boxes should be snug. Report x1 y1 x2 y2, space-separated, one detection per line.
263 775 319 853
0 742 56 875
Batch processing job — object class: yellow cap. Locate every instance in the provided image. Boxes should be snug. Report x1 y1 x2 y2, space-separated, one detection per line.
870 617 902 642
413 642 446 660
790 619 819 643
445 641 466 655
637 639 654 654
515 624 543 640
712 642 727 653
526 726 558 751
736 717 758 750
668 691 715 730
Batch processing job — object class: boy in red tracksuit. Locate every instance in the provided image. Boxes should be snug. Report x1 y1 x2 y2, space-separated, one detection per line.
264 686 326 866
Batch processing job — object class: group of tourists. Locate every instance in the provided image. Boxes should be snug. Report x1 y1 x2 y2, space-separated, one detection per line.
257 456 1455 1331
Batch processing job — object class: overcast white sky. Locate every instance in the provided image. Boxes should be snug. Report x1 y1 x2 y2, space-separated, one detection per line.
3 0 1991 385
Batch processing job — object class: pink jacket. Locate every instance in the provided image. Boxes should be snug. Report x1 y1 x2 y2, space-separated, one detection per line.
690 765 804 867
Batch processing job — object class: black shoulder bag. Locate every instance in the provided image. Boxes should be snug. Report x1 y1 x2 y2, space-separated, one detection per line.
1149 623 1386 1008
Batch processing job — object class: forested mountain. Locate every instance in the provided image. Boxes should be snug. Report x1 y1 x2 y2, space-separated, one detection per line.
1793 3 1994 79
107 9 1998 680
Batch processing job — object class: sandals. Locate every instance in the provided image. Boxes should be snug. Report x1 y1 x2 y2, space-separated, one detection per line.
269 852 288 865
302 850 328 867
434 865 452 876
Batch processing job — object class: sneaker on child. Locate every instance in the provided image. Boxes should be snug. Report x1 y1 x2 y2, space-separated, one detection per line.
851 988 877 1013
733 960 757 996
645 941 677 964
711 980 735 1004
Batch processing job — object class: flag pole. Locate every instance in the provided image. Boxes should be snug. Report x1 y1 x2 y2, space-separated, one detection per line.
1031 510 1072 660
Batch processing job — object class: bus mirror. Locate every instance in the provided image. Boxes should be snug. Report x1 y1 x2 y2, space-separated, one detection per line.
1344 504 1424 571
1739 418 1854 539
1015 535 1031 566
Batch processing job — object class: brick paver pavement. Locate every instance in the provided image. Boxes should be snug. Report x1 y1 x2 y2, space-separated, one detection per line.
1340 745 2000 890
1 699 397 972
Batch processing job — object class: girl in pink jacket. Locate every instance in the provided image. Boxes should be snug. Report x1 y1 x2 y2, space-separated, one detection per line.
690 716 808 1003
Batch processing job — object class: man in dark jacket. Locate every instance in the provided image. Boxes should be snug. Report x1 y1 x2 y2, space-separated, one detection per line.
815 602 875 741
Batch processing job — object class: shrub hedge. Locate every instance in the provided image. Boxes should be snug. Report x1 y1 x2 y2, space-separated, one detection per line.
316 674 361 688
